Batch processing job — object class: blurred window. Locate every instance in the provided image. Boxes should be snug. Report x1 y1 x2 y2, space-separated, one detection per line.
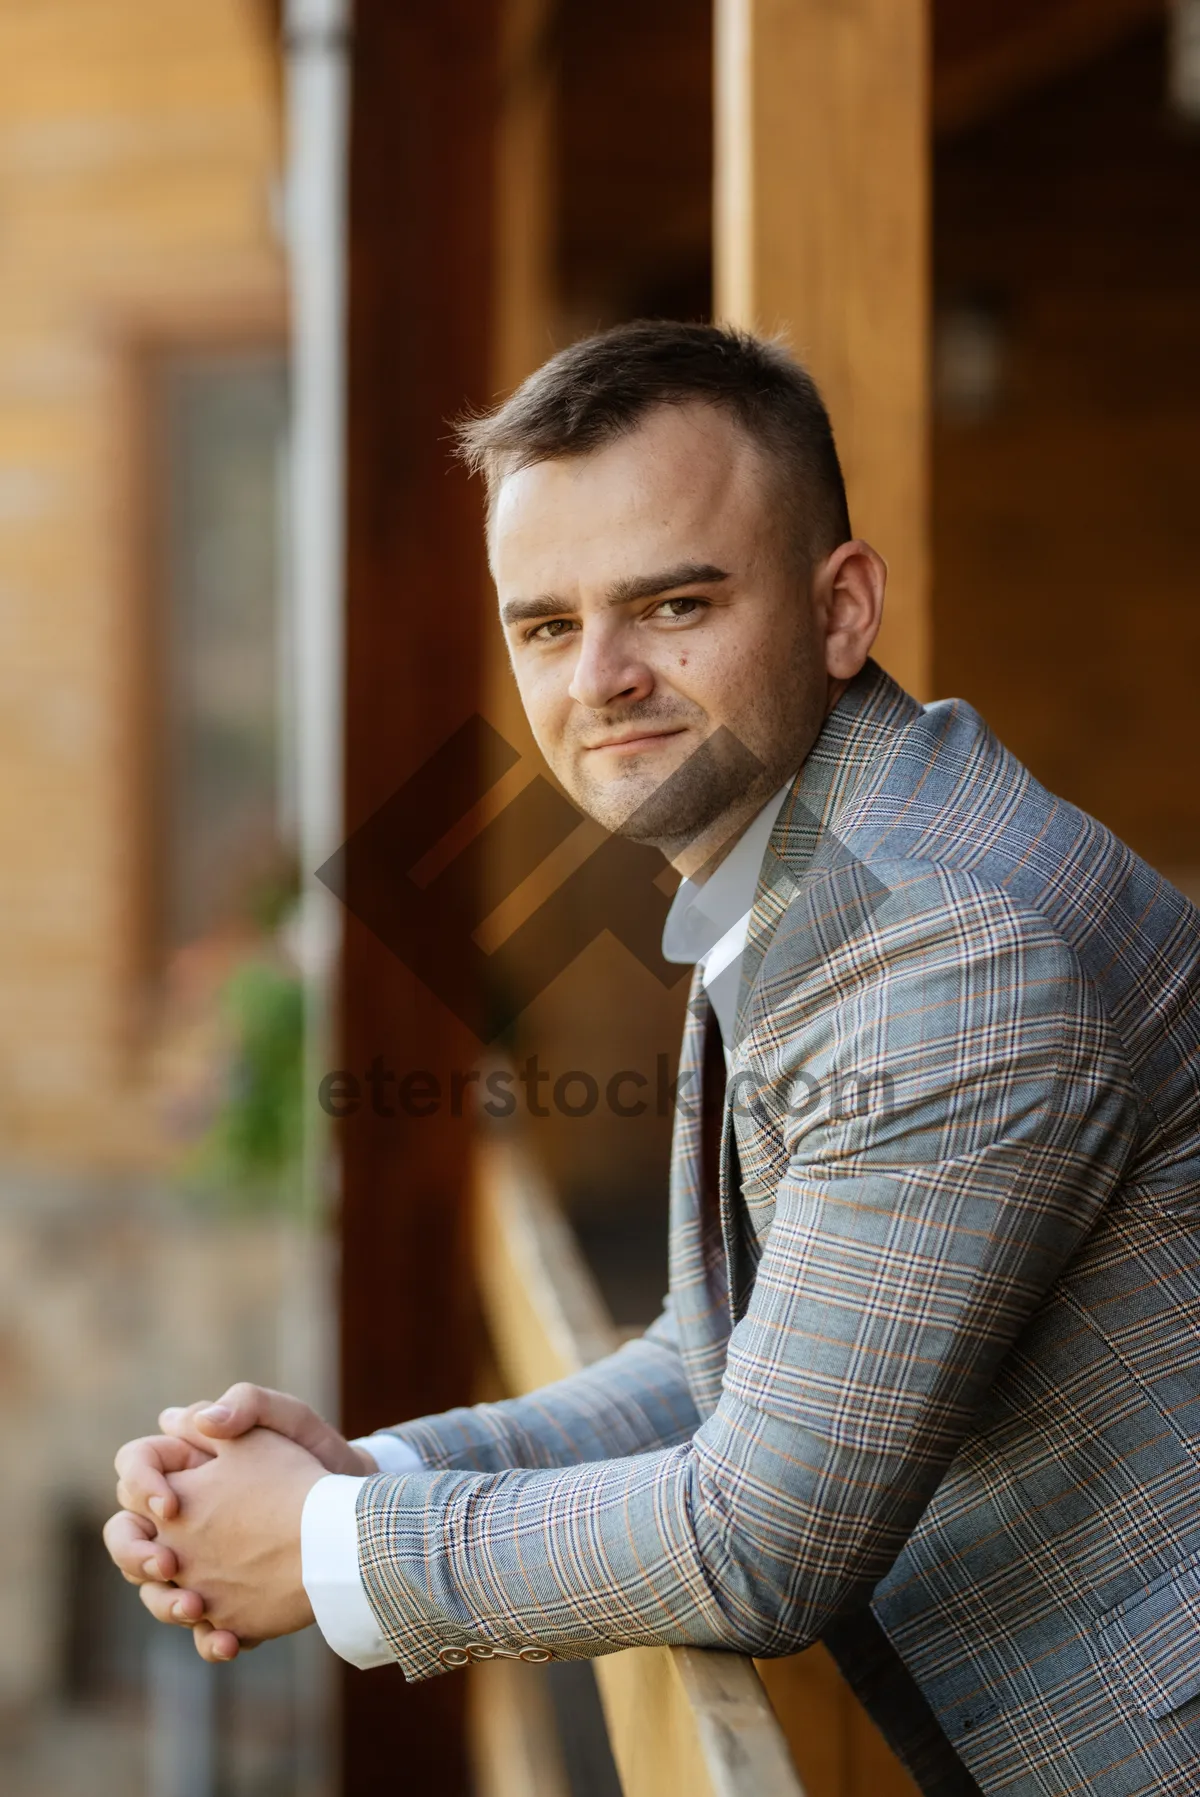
61 1508 153 1705
159 350 290 952
1171 0 1200 118
59 1505 309 1792
934 292 1010 423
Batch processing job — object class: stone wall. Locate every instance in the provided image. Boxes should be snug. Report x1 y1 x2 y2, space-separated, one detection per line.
0 1165 333 1792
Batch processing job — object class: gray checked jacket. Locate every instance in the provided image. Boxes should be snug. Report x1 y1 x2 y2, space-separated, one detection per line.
359 660 1200 1797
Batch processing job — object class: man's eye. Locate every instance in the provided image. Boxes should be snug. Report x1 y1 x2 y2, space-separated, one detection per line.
653 596 706 619
528 618 577 641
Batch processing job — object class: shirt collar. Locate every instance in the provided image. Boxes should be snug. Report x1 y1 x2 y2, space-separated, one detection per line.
661 777 797 969
661 658 924 974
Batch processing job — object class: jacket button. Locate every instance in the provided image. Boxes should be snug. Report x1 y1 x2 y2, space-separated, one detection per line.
438 1646 470 1668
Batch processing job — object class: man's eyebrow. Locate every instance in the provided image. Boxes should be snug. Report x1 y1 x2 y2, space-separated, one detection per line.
500 594 573 626
606 562 730 605
500 563 730 628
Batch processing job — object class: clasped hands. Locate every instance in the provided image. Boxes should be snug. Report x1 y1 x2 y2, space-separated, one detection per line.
103 1384 377 1663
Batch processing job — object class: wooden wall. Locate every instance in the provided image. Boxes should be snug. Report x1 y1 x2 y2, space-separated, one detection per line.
934 23 1200 884
0 0 283 1167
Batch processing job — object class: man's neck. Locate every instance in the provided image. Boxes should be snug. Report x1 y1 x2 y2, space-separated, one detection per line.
669 678 846 882
671 788 782 884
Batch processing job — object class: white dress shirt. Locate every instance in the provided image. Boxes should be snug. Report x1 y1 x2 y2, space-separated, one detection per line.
301 1432 424 1668
300 778 796 1667
660 777 795 1058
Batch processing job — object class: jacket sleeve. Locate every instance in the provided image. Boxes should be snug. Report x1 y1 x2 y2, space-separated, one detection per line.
371 1303 700 1474
353 873 1141 1681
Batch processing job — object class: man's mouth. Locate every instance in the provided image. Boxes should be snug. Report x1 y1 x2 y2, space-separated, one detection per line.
582 727 688 755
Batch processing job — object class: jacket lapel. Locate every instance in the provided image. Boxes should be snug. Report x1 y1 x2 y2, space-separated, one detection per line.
732 659 924 1054
671 660 926 1354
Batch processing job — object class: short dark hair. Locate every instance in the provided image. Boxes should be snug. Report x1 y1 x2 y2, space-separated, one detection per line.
454 320 852 564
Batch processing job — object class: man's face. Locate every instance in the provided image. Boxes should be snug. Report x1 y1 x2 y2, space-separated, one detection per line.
491 403 833 867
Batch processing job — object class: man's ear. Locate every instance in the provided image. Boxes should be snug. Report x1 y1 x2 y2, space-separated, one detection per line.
816 539 886 681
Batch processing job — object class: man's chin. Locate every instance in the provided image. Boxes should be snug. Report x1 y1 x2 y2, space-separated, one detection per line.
570 771 669 839
573 775 715 856
574 725 770 857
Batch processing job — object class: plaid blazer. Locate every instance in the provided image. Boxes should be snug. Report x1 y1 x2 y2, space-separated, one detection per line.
361 661 1200 1797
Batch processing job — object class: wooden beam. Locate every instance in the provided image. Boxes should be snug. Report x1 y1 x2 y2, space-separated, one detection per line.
600 1642 807 1797
340 2 500 1790
475 1138 617 1390
469 1655 572 1797
714 0 931 700
475 1141 806 1797
934 0 1165 137
494 0 558 398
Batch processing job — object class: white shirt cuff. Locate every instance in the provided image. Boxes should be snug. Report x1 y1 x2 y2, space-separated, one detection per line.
301 1474 394 1669
350 1432 425 1475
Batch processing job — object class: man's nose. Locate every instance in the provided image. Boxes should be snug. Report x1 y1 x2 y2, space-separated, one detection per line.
567 624 654 711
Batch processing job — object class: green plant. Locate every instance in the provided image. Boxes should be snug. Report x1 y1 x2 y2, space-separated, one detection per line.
188 959 305 1212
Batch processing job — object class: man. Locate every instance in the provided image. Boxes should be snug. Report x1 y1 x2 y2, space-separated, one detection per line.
105 323 1200 1797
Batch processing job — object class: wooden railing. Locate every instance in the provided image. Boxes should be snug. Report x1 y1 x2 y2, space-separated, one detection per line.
472 1137 807 1797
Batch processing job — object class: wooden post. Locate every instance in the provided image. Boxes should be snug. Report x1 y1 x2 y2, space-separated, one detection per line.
486 0 559 766
714 0 931 698
340 2 499 1790
714 8 929 1785
494 0 557 399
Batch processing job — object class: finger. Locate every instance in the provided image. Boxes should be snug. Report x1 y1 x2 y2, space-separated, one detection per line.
139 1581 207 1628
103 1510 180 1585
115 1434 210 1521
191 1383 335 1460
157 1401 221 1454
188 1383 303 1442
191 1619 241 1663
